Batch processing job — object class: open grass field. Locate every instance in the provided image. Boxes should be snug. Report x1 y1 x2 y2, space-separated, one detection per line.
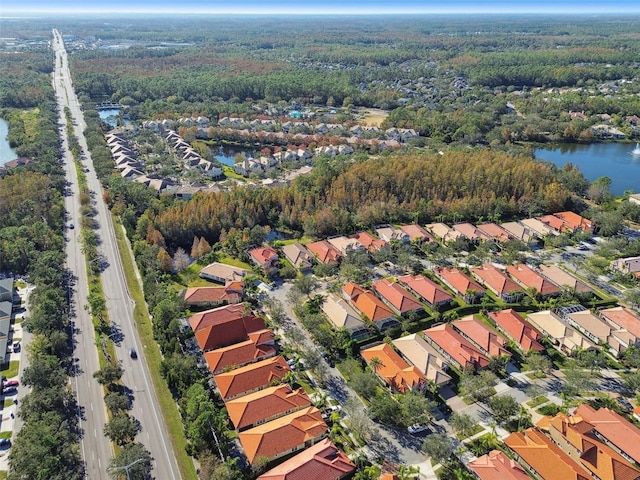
356 107 389 127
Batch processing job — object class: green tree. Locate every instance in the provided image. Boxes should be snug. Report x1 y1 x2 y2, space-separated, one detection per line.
108 442 153 480
93 363 124 389
421 433 453 465
459 370 498 403
104 414 141 446
488 394 519 425
104 391 131 414
450 412 476 438
523 351 552 377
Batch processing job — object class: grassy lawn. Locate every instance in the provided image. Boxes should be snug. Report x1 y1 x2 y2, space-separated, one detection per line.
0 470 7 480
222 165 246 181
4 399 14 409
0 361 19 379
0 432 10 440
218 254 253 270
527 395 549 408
457 423 484 440
113 216 197 480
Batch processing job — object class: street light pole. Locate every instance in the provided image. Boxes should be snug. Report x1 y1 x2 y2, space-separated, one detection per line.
107 457 146 480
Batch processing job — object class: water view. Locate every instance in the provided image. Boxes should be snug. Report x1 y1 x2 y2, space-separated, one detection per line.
211 145 255 167
0 118 17 164
535 142 640 196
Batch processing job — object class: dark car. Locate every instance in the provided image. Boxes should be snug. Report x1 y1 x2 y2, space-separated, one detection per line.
69 223 74 229
0 438 11 447
129 348 137 359
2 385 17 395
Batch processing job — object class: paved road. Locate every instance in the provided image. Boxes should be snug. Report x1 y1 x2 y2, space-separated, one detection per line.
52 30 181 479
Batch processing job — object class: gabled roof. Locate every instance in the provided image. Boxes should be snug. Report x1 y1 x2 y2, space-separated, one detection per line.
392 334 451 386
452 222 489 241
538 265 593 294
360 343 425 393
183 285 243 305
554 211 595 232
599 307 640 339
467 449 530 480
526 310 595 353
539 214 569 233
351 231 388 252
398 274 453 306
249 246 278 266
189 304 266 351
257 438 355 480
489 309 544 352
214 355 290 400
425 222 463 242
238 406 327 464
471 264 522 296
504 428 591 480
372 279 422 314
281 243 313 269
306 241 342 265
434 268 485 297
199 262 252 283
500 221 535 243
343 283 395 323
476 223 513 243
321 293 367 333
423 323 490 370
327 236 364 255
507 264 560 296
204 330 276 374
452 315 511 358
566 310 615 343
226 384 311 431
399 224 435 242
519 218 560 237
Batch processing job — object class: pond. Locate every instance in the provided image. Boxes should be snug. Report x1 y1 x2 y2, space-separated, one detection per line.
535 142 640 196
210 145 256 167
0 118 17 164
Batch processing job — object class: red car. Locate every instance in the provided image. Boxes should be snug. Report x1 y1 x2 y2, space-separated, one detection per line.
2 380 19 388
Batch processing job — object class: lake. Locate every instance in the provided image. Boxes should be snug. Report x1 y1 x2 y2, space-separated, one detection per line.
535 142 640 196
210 145 255 166
0 118 17 164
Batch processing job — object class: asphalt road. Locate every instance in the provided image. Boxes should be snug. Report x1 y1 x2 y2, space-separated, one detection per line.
52 30 181 479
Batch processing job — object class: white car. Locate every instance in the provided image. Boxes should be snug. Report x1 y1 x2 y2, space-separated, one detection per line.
407 424 429 435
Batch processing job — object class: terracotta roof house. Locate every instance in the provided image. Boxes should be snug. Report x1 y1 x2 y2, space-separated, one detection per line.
547 412 640 480
476 223 513 243
471 264 523 302
504 428 591 480
392 334 451 386
226 384 311 431
199 262 252 284
519 218 560 237
238 406 327 464
327 236 365 255
0 277 13 302
599 307 640 340
539 214 570 234
610 256 640 276
425 222 463 243
360 343 425 394
249 246 279 274
452 222 489 243
204 329 276 374
214 355 290 400
351 231 388 252
423 323 490 370
399 224 435 243
183 284 243 308
575 404 640 465
507 264 560 297
306 240 342 265
526 310 595 355
452 315 511 358
189 304 266 351
281 243 313 271
489 309 544 353
538 265 593 295
554 211 595 233
342 283 398 331
372 279 423 316
398 274 453 308
501 221 535 243
375 226 410 244
434 267 485 303
321 293 370 340
467 450 530 480
257 438 355 480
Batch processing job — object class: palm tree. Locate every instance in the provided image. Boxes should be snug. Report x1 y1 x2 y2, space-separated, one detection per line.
368 356 383 375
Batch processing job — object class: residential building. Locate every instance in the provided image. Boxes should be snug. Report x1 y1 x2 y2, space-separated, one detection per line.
238 406 327 464
471 264 523 302
599 306 640 340
476 223 513 243
351 231 388 252
327 236 365 255
189 304 266 351
467 450 530 480
249 246 279 274
399 224 435 243
375 225 410 244
488 309 544 353
372 279 423 317
226 384 311 431
525 310 595 355
214 355 290 400
398 274 453 308
451 315 511 358
204 329 276 374
504 428 591 480
434 267 485 303
257 438 355 480
630 193 640 206
281 243 313 271
425 222 463 243
0 301 10 365
537 265 593 295
199 262 252 284
610 256 640 276
306 240 342 265
501 221 535 243
539 214 570 234
519 218 560 237
392 334 451 386
507 264 560 297
423 323 490 370
342 283 398 331
0 277 13 301
360 343 425 394
575 404 640 466
553 211 595 233
321 293 370 340
183 283 243 308
452 222 489 243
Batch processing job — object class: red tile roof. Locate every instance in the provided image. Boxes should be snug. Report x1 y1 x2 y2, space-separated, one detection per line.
452 315 511 358
257 438 355 480
183 285 243 306
554 211 594 232
453 222 489 241
190 304 266 351
399 224 435 242
204 329 276 374
226 384 311 431
539 214 569 233
471 264 522 297
342 283 395 323
372 279 422 314
489 309 544 352
214 355 290 400
398 274 453 306
238 406 327 464
599 307 640 339
351 231 388 252
434 267 485 298
468 450 530 480
360 343 425 394
423 323 490 370
507 264 560 296
476 223 513 242
306 241 342 265
249 246 279 267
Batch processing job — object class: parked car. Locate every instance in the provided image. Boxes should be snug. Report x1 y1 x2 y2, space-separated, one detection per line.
2 386 17 395
408 424 431 435
0 438 11 447
69 223 74 229
2 380 19 388
12 342 20 352
129 348 137 359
